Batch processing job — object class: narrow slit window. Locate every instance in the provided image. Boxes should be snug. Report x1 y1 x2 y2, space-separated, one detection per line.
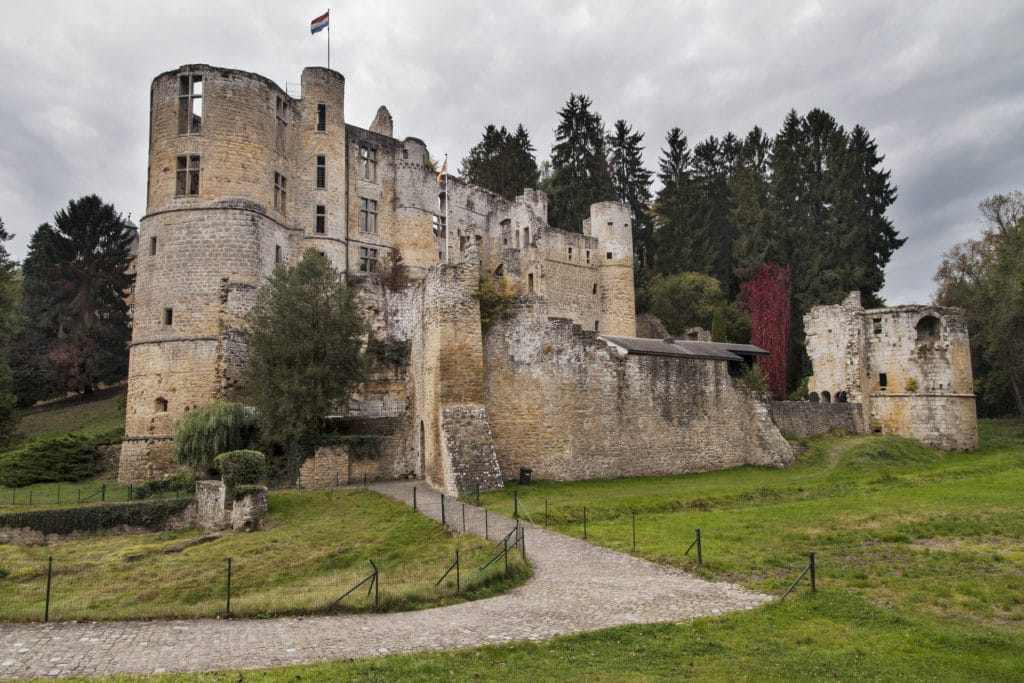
316 103 327 131
315 205 326 234
275 245 282 263
879 373 888 390
528 273 534 293
568 247 573 260
150 236 157 255
274 172 287 212
316 155 326 188
163 308 173 325
586 250 591 264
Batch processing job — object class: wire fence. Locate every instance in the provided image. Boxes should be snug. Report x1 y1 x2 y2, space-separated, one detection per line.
1 483 189 508
0 539 526 622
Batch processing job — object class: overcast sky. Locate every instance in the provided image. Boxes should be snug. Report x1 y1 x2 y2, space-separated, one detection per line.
1 1 1021 304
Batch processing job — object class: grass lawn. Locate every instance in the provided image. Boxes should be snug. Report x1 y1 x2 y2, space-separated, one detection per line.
59 418 1024 681
13 386 126 445
0 489 527 622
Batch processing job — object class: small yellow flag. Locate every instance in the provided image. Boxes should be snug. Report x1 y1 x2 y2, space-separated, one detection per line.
436 157 447 184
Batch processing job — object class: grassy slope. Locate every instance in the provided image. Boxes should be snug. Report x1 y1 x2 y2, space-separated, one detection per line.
13 387 126 445
1 489 527 621
64 419 1023 681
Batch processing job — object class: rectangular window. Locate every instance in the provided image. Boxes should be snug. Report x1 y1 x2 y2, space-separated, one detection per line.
175 155 200 195
528 273 534 293
586 250 591 264
177 74 202 135
568 247 573 260
432 214 445 238
879 373 888 390
360 147 377 181
275 245 282 263
274 172 287 212
316 103 327 131
873 318 882 334
150 236 157 255
606 251 613 260
276 95 288 150
315 205 326 234
316 155 326 188
163 308 173 325
359 246 379 272
359 198 377 233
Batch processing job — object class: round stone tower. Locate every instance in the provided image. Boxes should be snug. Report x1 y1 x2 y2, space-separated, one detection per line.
585 201 636 336
120 64 347 482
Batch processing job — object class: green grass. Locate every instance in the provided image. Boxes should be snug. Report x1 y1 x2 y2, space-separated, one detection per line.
13 387 126 445
59 418 1024 681
0 489 527 622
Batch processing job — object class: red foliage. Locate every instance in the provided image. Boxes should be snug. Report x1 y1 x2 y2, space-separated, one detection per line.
740 262 791 398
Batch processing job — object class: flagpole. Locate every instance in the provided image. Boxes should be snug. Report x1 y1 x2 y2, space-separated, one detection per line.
444 154 449 263
327 10 331 69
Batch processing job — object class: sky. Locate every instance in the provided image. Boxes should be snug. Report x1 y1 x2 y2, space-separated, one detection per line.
1 0 1021 305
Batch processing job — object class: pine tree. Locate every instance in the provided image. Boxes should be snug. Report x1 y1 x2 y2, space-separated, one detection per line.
12 196 134 400
606 119 654 263
459 124 540 200
0 218 18 442
730 126 774 282
547 94 615 232
651 128 716 275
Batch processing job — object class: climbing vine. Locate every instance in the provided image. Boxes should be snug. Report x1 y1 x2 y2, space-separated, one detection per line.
740 262 791 399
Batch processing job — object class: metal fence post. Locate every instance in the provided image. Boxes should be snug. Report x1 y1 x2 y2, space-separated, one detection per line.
809 552 816 592
521 526 526 561
456 549 460 592
584 507 588 539
476 484 480 507
514 489 519 518
226 558 232 616
544 498 548 527
28 489 32 506
462 503 466 532
485 509 489 540
696 528 702 566
413 486 417 511
441 494 446 525
101 484 106 502
128 484 133 501
44 557 53 623
503 536 509 575
57 485 60 505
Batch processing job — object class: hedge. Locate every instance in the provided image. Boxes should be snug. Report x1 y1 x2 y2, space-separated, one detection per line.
0 499 193 537
0 431 119 487
214 450 266 490
134 473 196 500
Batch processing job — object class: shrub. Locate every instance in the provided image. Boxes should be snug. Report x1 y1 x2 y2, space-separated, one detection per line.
740 363 769 395
175 401 255 474
214 450 266 490
0 431 117 487
474 274 519 330
788 376 811 401
0 499 192 536
134 472 196 500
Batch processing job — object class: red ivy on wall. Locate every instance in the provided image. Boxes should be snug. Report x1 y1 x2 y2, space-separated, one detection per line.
740 262 791 398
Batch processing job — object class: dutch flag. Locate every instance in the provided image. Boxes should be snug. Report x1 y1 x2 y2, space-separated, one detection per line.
310 11 329 35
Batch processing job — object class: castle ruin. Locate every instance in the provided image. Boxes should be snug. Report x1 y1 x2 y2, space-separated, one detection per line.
120 64 799 493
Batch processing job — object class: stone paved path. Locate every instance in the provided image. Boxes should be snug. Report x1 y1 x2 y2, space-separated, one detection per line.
0 482 772 680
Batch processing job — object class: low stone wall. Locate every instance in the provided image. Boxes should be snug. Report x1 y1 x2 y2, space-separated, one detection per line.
768 401 865 438
297 432 413 488
196 480 268 531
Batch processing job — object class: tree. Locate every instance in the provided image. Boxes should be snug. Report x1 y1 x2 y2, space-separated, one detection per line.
174 401 256 475
606 120 654 263
0 218 19 442
651 128 716 276
646 271 748 340
740 262 792 399
11 195 134 402
935 191 1024 416
243 250 367 454
547 94 615 232
459 124 540 200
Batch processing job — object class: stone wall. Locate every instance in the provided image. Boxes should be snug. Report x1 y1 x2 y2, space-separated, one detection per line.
768 401 866 438
483 307 792 481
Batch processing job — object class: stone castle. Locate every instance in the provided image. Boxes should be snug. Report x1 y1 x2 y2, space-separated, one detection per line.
119 65 973 494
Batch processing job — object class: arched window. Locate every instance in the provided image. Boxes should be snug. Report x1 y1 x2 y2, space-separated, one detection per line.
822 390 832 403
836 391 848 403
155 397 168 413
916 315 941 342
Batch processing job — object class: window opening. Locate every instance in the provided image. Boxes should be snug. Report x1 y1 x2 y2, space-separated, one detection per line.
593 284 597 294
155 397 168 413
175 155 200 196
606 251 613 259
316 205 326 234
163 308 173 325
275 95 288 149
879 373 888 390
523 227 529 245
527 273 534 293
360 147 377 181
586 250 591 264
150 236 157 255
274 172 287 212
432 214 445 237
360 198 378 233
316 155 326 188
915 315 941 342
359 246 379 272
316 103 326 131
872 317 882 334
595 321 600 331
568 247 573 260
177 74 202 135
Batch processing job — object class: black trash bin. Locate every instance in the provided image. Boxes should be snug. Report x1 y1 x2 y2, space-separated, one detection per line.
518 467 533 485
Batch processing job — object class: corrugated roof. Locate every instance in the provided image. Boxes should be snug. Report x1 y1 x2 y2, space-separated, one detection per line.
599 336 769 361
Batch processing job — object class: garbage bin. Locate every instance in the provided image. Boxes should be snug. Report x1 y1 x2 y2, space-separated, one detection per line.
518 467 533 485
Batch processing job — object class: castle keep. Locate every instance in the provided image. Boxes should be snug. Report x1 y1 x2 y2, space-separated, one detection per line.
804 292 977 450
120 64 794 493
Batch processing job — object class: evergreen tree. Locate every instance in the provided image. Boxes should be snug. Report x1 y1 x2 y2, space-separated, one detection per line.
243 250 367 453
547 94 615 232
606 119 654 264
11 196 134 401
0 218 19 442
459 124 540 200
651 128 716 275
730 126 774 281
691 134 739 293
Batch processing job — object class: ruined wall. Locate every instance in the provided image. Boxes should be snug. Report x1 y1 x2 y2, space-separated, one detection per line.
805 293 978 451
483 306 792 481
768 402 865 438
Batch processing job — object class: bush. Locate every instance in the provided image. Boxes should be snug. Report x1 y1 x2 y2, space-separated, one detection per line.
174 401 255 474
0 431 117 487
788 376 811 401
474 274 519 330
134 472 196 500
0 499 192 536
740 363 769 394
214 450 266 490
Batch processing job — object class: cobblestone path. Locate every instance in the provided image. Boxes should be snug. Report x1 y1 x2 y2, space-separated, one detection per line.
0 482 772 680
